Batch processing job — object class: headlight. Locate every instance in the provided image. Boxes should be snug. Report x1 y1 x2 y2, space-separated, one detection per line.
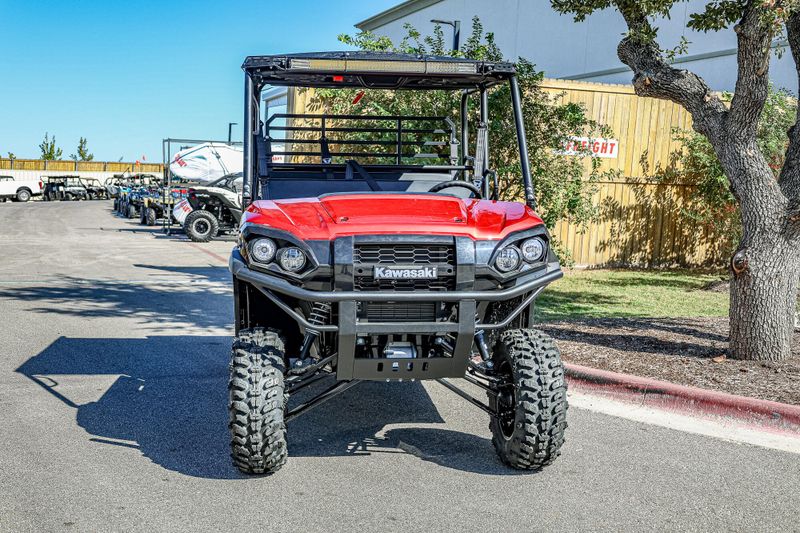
250 238 277 263
278 247 307 272
521 237 546 262
495 247 521 272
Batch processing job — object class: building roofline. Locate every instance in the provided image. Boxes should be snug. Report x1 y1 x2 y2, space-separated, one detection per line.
355 0 445 31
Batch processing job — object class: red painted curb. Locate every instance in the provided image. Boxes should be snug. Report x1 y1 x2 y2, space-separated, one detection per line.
565 363 800 432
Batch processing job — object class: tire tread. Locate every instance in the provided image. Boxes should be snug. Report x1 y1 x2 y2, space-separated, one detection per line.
228 328 288 475
489 328 568 470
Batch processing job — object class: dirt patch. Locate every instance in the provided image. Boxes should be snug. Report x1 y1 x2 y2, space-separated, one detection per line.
540 317 800 405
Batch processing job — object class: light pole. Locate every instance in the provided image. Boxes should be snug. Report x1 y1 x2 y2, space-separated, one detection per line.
431 19 461 51
228 122 238 143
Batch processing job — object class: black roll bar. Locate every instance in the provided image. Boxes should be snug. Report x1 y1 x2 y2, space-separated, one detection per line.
510 75 535 209
243 72 256 208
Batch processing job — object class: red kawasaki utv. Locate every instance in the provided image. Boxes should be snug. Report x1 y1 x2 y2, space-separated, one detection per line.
229 52 567 474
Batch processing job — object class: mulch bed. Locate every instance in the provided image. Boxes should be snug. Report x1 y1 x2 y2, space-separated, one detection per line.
540 317 800 406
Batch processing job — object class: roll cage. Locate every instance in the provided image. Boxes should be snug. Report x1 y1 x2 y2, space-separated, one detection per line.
241 51 535 208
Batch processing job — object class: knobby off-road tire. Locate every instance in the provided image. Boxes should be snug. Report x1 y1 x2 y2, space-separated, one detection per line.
126 204 137 219
145 207 157 226
489 328 568 470
184 210 219 242
228 328 288 475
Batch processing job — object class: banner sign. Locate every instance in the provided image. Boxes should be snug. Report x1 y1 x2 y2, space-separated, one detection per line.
559 137 619 159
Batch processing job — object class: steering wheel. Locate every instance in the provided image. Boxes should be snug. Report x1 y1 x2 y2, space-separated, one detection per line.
428 180 483 199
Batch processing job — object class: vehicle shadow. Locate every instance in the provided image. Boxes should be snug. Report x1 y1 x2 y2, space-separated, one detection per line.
16 336 511 479
0 277 232 330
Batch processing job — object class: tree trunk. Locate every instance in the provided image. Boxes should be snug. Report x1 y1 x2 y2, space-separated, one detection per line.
729 240 800 361
724 142 800 360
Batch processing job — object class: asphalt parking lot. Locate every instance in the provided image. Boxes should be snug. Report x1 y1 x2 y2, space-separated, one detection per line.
1 200 799 532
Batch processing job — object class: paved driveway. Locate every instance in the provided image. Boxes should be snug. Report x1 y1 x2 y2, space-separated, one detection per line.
0 201 798 532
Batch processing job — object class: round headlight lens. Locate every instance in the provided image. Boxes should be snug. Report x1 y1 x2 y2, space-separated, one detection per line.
521 237 546 262
495 247 521 273
250 238 277 263
278 247 307 272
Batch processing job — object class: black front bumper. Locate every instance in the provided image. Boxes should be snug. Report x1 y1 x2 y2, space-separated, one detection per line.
230 242 562 381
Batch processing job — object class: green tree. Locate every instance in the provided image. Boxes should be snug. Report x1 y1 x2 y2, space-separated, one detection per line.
6 152 15 160
39 133 63 160
551 0 800 361
70 137 94 161
312 18 611 257
653 85 797 256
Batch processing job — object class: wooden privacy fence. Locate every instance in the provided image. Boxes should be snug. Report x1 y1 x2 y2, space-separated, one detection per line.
540 79 730 267
0 158 163 173
551 178 731 267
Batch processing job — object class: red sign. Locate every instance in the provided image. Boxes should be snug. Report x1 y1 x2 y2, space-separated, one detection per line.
559 137 619 159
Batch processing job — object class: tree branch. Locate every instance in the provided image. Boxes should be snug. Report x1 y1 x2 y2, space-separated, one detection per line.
728 1 773 139
779 11 800 203
615 4 728 139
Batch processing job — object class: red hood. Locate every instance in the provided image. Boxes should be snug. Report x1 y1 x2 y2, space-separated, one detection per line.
243 194 544 240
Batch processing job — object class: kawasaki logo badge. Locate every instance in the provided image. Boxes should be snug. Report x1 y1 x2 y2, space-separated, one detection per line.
373 266 438 280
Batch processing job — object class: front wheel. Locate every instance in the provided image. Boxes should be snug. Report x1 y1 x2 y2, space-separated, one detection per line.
488 329 568 470
144 207 157 226
228 328 288 475
184 210 219 242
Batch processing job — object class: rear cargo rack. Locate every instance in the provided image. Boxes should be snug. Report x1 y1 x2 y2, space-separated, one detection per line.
262 113 458 166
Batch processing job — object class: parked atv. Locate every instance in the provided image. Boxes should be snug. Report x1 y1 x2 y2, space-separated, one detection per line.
227 52 568 475
139 184 191 227
172 173 242 242
110 174 161 216
81 178 108 200
42 176 89 201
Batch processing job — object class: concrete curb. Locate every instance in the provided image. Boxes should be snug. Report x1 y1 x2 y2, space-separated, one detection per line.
565 363 800 433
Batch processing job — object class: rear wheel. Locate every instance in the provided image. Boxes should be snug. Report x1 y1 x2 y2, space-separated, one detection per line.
228 328 288 475
488 329 568 470
184 210 219 242
16 189 31 202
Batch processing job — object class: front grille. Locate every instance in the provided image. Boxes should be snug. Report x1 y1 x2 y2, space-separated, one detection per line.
353 242 456 292
354 244 455 265
359 301 437 322
354 277 455 292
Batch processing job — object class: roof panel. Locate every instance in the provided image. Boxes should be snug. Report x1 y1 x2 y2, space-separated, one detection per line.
242 51 515 90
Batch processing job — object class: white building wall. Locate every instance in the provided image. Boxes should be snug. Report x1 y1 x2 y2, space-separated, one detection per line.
360 0 798 93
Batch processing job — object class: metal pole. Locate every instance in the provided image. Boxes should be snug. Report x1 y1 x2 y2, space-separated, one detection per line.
285 380 361 422
228 122 237 144
453 20 461 51
242 74 254 208
510 76 536 209
460 91 470 167
479 87 490 198
436 378 494 417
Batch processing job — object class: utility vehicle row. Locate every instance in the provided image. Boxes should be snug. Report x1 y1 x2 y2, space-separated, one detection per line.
109 171 242 242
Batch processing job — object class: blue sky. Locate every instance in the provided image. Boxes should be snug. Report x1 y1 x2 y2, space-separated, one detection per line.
0 0 399 162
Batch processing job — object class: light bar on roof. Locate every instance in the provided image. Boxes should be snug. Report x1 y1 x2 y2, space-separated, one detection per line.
426 61 478 74
288 58 478 75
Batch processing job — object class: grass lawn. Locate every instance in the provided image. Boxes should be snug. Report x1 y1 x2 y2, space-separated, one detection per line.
535 269 730 322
